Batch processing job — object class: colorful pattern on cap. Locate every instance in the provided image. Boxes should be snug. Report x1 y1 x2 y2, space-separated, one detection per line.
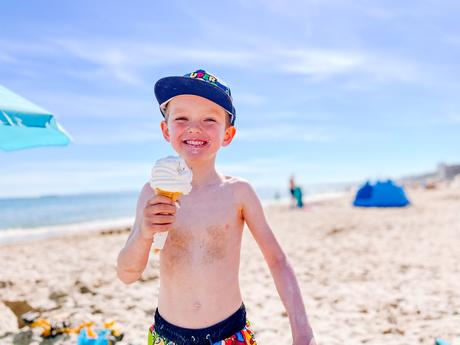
185 70 232 99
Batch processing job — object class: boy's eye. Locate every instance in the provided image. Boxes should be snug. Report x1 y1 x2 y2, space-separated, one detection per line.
205 118 217 122
174 117 187 121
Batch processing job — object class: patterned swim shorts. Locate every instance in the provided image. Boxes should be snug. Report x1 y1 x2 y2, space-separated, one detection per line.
148 319 257 345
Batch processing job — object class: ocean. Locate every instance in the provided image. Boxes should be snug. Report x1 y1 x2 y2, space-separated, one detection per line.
0 190 284 245
0 191 138 244
0 186 347 245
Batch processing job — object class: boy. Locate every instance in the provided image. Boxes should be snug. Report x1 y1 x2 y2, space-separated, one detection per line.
117 70 316 345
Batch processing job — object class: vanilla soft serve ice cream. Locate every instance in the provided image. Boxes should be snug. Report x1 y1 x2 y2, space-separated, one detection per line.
150 156 193 195
149 156 192 250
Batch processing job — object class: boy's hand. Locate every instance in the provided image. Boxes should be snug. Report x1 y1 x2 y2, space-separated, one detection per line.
140 194 177 240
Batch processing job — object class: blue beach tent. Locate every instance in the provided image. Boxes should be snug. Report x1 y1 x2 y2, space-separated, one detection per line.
0 85 71 151
353 180 410 207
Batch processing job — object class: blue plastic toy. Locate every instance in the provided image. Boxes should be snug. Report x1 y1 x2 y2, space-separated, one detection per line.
77 328 111 345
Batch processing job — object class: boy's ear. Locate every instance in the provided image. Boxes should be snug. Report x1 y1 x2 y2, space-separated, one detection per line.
222 126 236 147
160 121 170 142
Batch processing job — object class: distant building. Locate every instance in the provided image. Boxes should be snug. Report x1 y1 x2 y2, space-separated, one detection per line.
398 162 460 186
437 163 460 180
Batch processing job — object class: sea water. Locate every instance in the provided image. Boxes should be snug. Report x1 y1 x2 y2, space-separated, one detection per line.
0 191 138 244
0 186 347 244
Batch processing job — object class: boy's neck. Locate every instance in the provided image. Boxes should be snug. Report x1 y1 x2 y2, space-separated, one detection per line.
188 158 222 188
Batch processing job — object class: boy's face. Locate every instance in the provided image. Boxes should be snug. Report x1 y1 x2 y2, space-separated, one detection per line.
160 95 236 164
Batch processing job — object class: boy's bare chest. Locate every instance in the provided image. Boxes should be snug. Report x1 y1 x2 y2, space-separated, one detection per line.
176 193 237 226
162 192 243 265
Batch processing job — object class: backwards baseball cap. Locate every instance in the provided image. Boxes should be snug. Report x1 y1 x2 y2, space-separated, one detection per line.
154 69 236 126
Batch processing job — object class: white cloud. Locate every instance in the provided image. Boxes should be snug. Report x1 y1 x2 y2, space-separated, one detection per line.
234 0 401 22
0 155 328 199
0 40 62 58
252 110 328 121
234 0 337 17
447 114 460 123
27 90 156 120
60 39 419 86
280 49 422 84
0 156 316 198
0 51 16 63
353 4 397 20
217 156 320 186
73 124 163 145
0 36 413 88
0 160 152 198
217 156 358 198
51 39 256 85
237 124 334 142
0 36 432 90
234 93 268 107
280 49 364 79
444 35 460 46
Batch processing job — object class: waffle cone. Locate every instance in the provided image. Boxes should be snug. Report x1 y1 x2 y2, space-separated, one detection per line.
155 188 183 202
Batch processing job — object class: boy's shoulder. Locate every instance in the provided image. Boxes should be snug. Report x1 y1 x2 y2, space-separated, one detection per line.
220 175 258 200
220 175 251 188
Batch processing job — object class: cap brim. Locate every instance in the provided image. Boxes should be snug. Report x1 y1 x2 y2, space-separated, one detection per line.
154 76 235 124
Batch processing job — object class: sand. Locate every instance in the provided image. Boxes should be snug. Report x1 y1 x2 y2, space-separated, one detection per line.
1 187 459 344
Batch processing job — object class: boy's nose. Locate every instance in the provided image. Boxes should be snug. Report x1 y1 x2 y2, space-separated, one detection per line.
186 123 202 133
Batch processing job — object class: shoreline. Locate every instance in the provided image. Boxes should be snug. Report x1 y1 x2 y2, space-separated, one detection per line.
0 217 134 246
0 191 348 246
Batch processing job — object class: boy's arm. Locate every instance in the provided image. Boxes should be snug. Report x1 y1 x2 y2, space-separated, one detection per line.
239 182 316 345
116 183 176 284
117 183 154 284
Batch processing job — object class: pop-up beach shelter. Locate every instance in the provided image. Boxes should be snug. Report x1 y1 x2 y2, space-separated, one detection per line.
353 180 410 207
0 85 71 151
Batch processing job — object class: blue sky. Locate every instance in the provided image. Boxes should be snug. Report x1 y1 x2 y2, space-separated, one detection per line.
1 0 459 198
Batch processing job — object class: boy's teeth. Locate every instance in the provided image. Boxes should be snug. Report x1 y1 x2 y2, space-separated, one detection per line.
185 140 206 145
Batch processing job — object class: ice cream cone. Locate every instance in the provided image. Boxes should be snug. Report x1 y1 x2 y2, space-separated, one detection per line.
155 188 183 202
152 231 169 252
152 188 182 252
150 156 192 253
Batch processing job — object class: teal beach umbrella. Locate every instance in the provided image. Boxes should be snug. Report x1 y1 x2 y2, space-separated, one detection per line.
0 85 71 151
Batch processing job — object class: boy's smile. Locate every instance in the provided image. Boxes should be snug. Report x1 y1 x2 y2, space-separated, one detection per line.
182 139 209 152
160 95 236 165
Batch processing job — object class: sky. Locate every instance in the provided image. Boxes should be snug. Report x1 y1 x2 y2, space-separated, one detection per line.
1 0 460 198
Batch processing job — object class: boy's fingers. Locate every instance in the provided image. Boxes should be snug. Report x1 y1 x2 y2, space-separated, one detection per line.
151 214 175 225
144 203 176 216
149 223 173 232
148 194 174 205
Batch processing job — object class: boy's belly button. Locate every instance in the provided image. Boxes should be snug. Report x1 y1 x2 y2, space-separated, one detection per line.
192 302 202 310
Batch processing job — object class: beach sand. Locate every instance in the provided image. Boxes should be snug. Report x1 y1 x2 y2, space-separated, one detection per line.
1 186 459 344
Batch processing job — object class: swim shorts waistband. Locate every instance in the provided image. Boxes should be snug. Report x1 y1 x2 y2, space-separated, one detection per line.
153 303 247 344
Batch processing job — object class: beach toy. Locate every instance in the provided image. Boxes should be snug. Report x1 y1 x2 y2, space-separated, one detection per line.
22 311 71 338
104 320 124 343
150 156 192 252
435 338 451 345
77 327 110 345
77 321 124 345
21 312 123 343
